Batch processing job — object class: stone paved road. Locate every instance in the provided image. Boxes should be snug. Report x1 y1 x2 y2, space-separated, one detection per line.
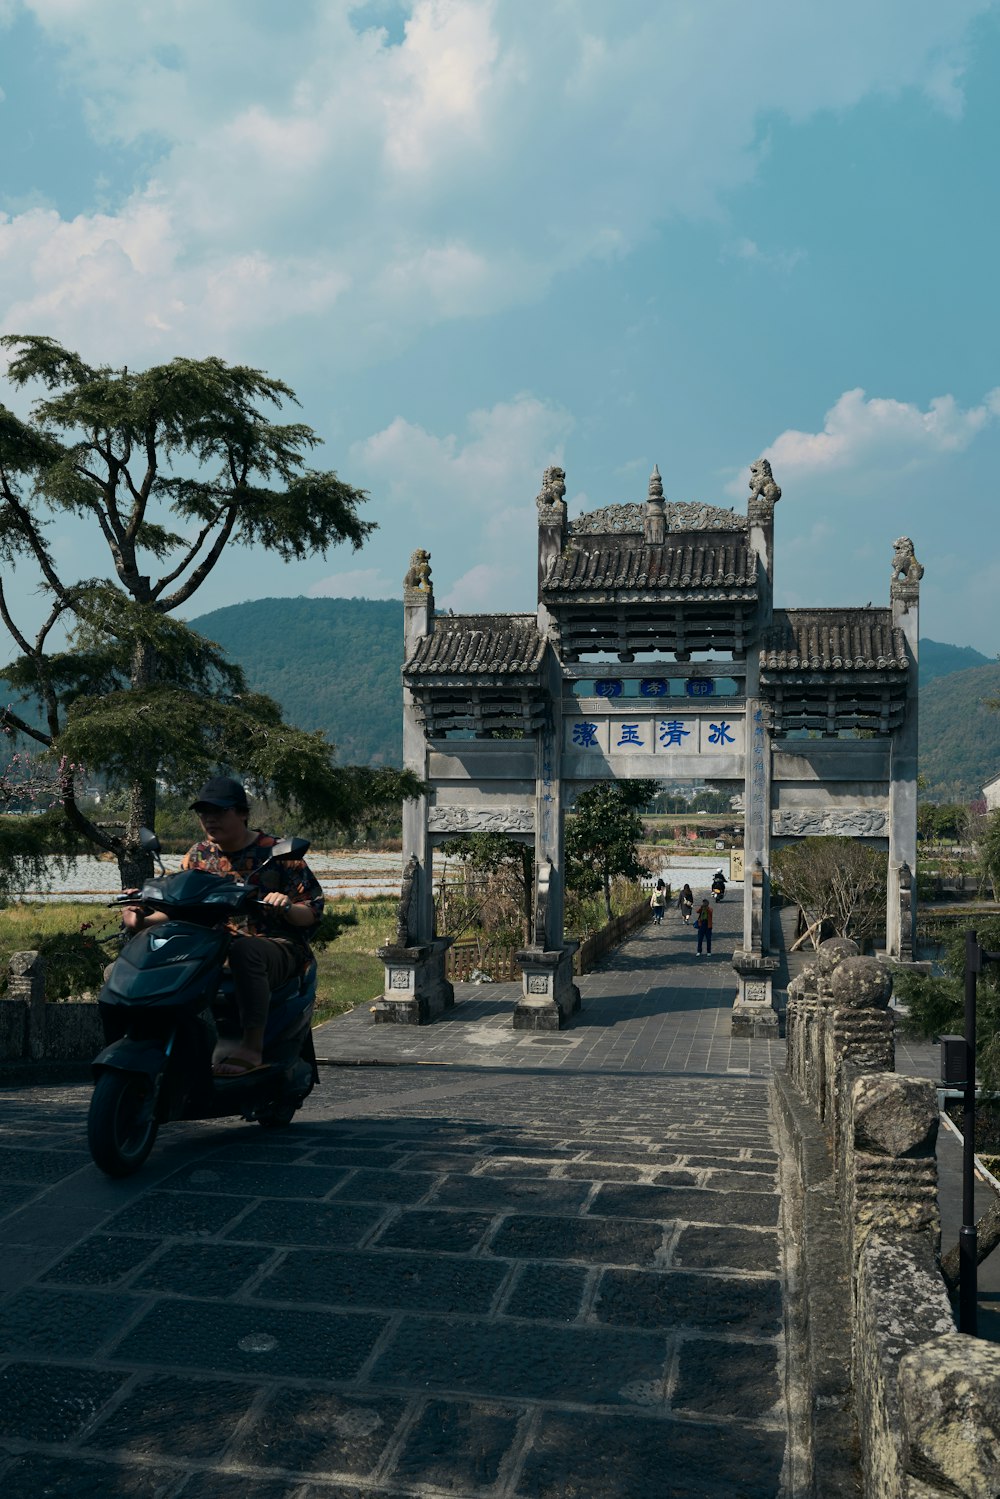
0 904 795 1498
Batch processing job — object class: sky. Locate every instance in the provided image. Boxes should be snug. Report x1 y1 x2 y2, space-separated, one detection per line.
1 0 999 652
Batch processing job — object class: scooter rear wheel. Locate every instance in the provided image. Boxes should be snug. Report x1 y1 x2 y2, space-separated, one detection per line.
88 1071 159 1177
256 1101 297 1129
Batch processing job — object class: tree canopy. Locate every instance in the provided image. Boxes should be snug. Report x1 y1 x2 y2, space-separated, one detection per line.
0 336 418 885
566 780 657 921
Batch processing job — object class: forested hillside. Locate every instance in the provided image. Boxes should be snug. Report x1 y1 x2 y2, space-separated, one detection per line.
919 662 1000 801
190 597 403 766
919 638 991 688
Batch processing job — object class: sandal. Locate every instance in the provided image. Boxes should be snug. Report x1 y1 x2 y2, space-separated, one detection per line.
213 1056 268 1079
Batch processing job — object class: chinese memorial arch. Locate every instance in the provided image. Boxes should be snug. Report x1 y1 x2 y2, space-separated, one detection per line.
377 462 920 1034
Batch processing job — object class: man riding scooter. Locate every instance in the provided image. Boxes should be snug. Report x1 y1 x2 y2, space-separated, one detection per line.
123 776 323 1078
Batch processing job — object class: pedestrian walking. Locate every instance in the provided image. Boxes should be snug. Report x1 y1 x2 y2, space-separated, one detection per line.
649 878 666 925
678 883 694 924
695 897 713 954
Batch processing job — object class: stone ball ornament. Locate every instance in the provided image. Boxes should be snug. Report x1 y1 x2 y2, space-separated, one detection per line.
829 956 893 1010
816 937 860 977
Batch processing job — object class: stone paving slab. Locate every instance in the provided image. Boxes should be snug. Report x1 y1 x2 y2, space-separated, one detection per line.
0 1063 791 1497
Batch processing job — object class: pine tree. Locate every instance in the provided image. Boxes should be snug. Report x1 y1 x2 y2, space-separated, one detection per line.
0 335 418 887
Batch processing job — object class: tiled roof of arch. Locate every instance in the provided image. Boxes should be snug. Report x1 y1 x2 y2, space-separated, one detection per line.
404 614 546 676
760 609 909 672
543 531 758 595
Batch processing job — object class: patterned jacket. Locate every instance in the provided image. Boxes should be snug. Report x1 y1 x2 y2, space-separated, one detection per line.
181 831 324 957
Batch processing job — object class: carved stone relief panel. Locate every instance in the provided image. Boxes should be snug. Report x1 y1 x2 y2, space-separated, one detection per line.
771 808 889 838
743 981 770 1003
389 970 412 990
527 974 550 994
429 807 535 833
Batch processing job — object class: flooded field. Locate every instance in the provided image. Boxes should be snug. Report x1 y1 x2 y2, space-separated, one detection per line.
19 849 408 903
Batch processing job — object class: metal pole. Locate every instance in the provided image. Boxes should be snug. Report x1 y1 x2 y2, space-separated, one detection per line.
960 928 980 1336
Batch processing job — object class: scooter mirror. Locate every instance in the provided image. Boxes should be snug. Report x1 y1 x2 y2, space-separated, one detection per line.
138 827 162 854
267 836 311 861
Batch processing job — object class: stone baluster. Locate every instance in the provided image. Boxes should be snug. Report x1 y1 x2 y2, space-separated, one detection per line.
824 956 895 1167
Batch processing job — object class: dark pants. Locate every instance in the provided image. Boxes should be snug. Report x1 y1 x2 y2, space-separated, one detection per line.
697 924 712 954
228 936 300 1033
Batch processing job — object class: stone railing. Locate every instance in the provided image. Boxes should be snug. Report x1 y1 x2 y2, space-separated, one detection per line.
574 897 651 974
780 937 1000 1499
0 952 104 1063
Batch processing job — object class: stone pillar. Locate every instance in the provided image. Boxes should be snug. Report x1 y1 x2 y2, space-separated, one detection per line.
742 476 776 964
845 1072 940 1269
823 956 896 1172
376 555 454 1024
887 542 920 958
7 950 46 1060
514 644 579 1030
730 949 779 1036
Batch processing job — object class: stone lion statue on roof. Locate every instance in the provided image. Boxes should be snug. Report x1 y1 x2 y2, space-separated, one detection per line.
891 537 924 583
536 466 567 507
748 457 781 506
404 548 432 592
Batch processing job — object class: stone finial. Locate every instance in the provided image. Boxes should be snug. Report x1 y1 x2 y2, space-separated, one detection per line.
403 549 432 595
891 536 924 583
536 466 567 509
747 457 781 507
643 464 666 544
816 937 860 978
829 956 893 1010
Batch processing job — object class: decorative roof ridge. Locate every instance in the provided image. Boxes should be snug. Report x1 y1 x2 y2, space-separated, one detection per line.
569 499 747 537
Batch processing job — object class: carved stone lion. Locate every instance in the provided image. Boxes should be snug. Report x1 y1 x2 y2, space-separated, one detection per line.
891 537 924 582
748 457 781 506
404 548 432 592
536 466 567 508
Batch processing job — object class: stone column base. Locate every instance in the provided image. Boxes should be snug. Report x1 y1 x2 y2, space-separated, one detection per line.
513 945 581 1031
374 939 455 1025
731 950 780 1037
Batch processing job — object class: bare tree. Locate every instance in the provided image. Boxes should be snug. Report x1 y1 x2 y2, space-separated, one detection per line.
772 836 888 950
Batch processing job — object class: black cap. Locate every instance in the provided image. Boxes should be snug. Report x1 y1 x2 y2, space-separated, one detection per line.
190 776 249 813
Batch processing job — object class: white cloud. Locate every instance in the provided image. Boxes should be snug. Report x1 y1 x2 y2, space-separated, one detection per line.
729 386 1000 492
0 0 991 362
351 392 573 608
307 567 396 599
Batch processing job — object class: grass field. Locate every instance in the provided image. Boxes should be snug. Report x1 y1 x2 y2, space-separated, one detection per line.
0 897 394 1025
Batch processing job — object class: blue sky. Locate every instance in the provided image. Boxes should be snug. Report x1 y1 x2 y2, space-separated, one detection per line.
1 0 999 651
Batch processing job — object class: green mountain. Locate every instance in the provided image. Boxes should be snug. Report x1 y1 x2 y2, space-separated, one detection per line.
919 662 1000 802
190 597 404 766
919 637 992 689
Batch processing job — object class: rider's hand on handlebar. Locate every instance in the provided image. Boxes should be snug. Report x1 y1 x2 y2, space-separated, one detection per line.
260 890 295 916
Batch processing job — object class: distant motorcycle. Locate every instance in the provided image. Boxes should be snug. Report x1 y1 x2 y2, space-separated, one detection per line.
711 870 727 901
88 829 319 1178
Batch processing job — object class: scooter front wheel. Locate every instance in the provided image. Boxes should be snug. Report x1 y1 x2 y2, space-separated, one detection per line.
88 1071 159 1177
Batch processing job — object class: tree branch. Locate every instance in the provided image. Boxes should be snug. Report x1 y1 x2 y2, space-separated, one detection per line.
0 705 51 748
157 504 241 610
0 474 70 603
150 510 224 597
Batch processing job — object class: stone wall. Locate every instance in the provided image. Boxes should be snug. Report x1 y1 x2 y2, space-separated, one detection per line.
784 939 1000 1498
1 951 104 1063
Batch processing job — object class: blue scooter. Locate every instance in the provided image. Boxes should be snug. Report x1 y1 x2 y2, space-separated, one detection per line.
88 829 319 1178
